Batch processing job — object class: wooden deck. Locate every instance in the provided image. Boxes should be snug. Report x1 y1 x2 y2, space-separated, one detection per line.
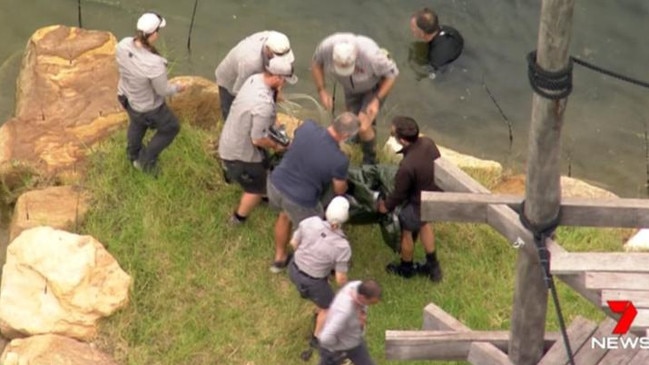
386 304 649 365
537 317 649 365
385 158 649 364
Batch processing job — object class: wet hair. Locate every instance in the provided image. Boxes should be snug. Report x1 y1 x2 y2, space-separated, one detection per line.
358 279 382 300
332 112 360 137
413 8 440 35
392 116 420 143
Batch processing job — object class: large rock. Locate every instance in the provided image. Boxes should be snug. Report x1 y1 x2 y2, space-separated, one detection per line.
382 136 503 177
167 76 220 130
0 334 117 365
0 226 131 340
9 185 91 242
493 174 619 199
0 25 126 187
624 229 649 252
207 112 303 159
276 113 303 139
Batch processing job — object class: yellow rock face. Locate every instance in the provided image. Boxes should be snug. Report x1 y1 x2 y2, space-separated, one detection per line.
0 227 132 341
0 25 126 187
0 334 118 365
167 76 221 130
9 185 91 242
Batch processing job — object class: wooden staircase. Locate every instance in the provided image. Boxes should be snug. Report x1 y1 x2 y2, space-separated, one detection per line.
386 252 649 364
549 252 649 336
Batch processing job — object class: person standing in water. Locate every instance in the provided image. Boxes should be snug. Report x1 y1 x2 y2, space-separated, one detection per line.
410 8 464 73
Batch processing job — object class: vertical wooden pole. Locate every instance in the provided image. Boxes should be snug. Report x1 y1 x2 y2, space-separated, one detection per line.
508 0 575 364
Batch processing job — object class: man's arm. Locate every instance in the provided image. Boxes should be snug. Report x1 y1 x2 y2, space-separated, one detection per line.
151 72 183 97
289 224 303 250
311 59 333 110
252 136 284 151
318 306 352 348
331 178 348 195
333 246 351 286
331 157 350 195
363 76 396 123
374 76 397 104
383 167 412 212
250 111 285 151
334 272 348 287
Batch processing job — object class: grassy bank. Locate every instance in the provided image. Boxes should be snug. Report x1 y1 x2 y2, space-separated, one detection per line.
81 124 628 365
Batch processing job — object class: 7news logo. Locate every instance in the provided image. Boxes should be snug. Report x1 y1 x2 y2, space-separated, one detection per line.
591 300 649 350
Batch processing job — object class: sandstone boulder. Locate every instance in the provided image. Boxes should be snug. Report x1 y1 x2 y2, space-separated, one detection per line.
624 229 649 252
493 174 619 199
0 334 117 365
9 185 91 242
276 113 303 139
167 76 221 130
382 136 503 177
0 226 131 340
0 25 126 187
207 112 303 159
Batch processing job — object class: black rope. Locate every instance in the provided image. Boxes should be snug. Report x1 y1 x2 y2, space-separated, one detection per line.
527 51 573 100
187 0 199 52
77 0 83 28
519 201 575 365
571 56 649 90
332 81 337 117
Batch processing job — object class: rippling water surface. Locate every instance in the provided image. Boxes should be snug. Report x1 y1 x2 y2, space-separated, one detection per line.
1 0 649 196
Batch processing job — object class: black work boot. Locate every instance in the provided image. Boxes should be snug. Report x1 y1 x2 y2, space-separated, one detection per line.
360 139 377 165
386 260 416 278
417 261 443 282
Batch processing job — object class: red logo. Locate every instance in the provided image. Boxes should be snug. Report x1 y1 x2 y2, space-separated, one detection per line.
607 300 638 335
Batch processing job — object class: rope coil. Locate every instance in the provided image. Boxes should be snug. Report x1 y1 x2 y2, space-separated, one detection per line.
527 51 573 100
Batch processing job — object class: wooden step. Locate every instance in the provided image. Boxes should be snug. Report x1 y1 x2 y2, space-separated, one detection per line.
550 253 649 275
537 316 598 365
385 330 560 361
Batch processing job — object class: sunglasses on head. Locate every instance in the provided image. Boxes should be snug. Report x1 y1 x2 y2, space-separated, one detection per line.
150 11 163 32
273 48 291 57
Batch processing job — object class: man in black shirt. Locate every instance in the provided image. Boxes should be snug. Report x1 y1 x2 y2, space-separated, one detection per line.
377 116 443 282
410 8 464 72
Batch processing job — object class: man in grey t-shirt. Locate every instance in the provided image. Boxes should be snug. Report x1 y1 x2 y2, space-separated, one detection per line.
215 30 295 121
218 57 297 224
289 196 352 344
312 33 399 165
317 279 382 365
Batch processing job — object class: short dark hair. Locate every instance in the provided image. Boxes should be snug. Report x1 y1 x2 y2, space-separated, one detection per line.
413 8 440 35
392 116 420 143
358 279 382 300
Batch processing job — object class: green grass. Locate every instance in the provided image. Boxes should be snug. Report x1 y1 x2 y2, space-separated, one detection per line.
79 124 629 365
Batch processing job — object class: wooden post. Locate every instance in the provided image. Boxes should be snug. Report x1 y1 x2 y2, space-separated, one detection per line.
508 0 575 364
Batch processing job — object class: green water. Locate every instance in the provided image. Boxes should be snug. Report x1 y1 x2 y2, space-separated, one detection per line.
1 0 649 197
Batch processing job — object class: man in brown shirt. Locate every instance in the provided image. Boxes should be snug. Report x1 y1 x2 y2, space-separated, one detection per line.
377 116 443 282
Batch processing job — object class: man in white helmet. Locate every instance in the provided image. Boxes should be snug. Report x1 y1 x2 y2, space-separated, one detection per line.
312 33 399 165
215 31 295 120
288 196 352 344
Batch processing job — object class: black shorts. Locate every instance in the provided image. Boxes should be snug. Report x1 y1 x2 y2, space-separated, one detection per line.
221 160 267 195
398 203 424 232
288 260 334 309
